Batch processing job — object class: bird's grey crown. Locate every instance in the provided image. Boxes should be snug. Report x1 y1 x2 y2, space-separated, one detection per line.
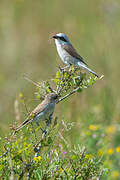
46 93 58 102
56 33 70 43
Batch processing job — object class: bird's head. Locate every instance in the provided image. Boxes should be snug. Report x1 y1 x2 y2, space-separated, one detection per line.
52 33 70 45
46 93 58 103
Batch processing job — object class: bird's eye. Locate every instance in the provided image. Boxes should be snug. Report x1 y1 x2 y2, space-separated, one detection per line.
59 37 67 42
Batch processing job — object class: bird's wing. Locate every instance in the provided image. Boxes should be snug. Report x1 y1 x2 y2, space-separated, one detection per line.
32 100 47 115
15 100 47 132
63 44 87 65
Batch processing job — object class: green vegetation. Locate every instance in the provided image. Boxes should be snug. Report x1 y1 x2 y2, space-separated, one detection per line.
0 0 120 179
0 69 105 179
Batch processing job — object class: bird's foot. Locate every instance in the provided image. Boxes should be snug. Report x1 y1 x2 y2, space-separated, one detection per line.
59 65 71 73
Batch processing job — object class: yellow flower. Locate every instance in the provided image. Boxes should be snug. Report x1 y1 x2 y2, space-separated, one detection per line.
59 168 63 173
65 168 69 172
37 156 42 161
116 147 120 153
107 148 114 155
112 171 119 179
89 125 98 131
33 157 37 161
98 149 104 156
33 156 42 162
106 126 116 134
85 154 93 159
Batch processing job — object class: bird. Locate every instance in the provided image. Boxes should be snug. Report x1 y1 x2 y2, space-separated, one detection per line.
15 93 58 132
52 33 99 77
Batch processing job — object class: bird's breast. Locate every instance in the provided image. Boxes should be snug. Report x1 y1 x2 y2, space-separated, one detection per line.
56 44 70 65
34 102 56 122
44 102 56 115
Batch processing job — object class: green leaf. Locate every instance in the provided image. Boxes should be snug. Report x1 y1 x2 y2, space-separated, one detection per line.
47 137 53 144
56 71 61 79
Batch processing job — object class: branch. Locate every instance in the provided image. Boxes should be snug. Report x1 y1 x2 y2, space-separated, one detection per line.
8 149 14 180
23 74 41 88
33 130 47 155
57 75 104 103
57 86 81 103
0 150 9 159
97 169 103 180
23 74 56 93
0 165 8 179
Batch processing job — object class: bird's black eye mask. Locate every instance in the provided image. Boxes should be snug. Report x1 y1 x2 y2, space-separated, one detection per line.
53 35 67 42
59 36 68 42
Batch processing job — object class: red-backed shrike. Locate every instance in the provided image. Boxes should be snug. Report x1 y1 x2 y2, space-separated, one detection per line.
52 33 98 77
15 93 58 132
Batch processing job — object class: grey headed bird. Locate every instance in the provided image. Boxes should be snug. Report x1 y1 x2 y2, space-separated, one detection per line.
52 33 99 77
15 93 58 132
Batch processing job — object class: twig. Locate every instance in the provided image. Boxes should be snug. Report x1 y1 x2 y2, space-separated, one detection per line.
57 86 81 103
57 74 104 104
14 98 21 124
48 86 57 94
99 75 104 80
18 163 32 180
8 149 14 180
56 67 74 95
97 169 103 180
58 132 70 148
0 150 9 158
61 165 68 180
0 165 8 179
17 157 31 180
22 98 29 115
33 130 47 156
56 67 65 94
23 74 41 88
23 74 56 93
79 146 86 163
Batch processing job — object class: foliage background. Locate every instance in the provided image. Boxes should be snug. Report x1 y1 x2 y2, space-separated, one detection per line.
0 0 120 179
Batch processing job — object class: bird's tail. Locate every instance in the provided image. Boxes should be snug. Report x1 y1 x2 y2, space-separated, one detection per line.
84 66 99 77
15 117 31 133
78 62 99 78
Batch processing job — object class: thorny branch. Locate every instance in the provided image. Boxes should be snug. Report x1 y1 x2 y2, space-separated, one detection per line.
23 74 41 89
23 70 103 105
0 65 104 179
0 70 103 159
23 74 57 94
8 149 14 180
57 85 81 103
0 150 9 158
23 69 82 104
97 169 103 180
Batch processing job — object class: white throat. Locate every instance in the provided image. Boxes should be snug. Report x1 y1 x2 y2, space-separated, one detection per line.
55 38 69 45
55 39 70 65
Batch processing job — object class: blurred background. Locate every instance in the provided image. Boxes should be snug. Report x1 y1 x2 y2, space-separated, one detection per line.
0 0 120 178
